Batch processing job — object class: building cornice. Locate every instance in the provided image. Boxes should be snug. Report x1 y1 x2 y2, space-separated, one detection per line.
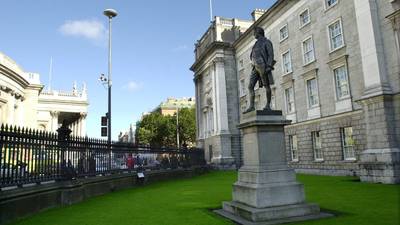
233 0 288 49
386 8 400 20
0 64 30 88
190 42 233 72
38 98 89 106
27 83 44 92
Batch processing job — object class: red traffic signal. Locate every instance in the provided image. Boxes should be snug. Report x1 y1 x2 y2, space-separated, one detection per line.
101 116 108 126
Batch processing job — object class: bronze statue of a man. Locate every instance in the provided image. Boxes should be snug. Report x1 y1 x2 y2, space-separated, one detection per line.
244 27 276 113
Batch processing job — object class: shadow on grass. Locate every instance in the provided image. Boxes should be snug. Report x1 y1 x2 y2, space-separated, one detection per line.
341 177 361 183
320 207 353 218
202 207 236 224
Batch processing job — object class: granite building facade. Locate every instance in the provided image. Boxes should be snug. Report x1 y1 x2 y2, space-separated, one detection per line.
192 0 400 183
191 17 253 168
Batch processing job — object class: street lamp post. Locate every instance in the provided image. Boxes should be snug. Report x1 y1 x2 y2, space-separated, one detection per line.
104 9 117 170
176 106 180 149
103 9 117 146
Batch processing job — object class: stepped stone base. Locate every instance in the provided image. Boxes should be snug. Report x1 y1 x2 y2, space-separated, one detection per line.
215 110 333 224
215 202 332 225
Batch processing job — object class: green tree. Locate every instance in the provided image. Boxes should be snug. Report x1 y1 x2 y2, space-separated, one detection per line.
176 107 196 147
135 112 175 147
135 107 196 148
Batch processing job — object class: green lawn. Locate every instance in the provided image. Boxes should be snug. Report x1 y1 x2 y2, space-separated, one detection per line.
10 171 400 225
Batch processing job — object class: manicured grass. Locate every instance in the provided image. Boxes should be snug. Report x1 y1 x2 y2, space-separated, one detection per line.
10 171 399 225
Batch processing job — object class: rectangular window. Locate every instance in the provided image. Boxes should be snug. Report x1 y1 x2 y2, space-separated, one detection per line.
326 0 338 8
271 91 276 110
329 20 344 50
203 111 208 137
285 87 295 113
312 131 323 160
289 135 298 161
240 79 246 97
341 127 355 160
306 78 319 108
279 24 289 41
239 59 244 68
300 9 310 27
282 50 292 74
302 37 315 65
334 66 350 100
208 109 214 133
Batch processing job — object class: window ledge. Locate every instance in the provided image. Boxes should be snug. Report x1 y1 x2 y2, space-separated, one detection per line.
291 159 299 163
325 2 338 12
280 36 288 43
307 105 320 110
303 59 316 67
314 159 325 163
299 21 311 30
282 71 293 77
336 96 351 102
342 159 357 163
329 45 346 54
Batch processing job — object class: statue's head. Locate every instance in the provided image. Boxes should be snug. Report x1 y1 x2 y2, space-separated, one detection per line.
254 27 265 39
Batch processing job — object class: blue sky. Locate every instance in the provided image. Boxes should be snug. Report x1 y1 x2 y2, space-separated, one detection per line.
0 0 274 139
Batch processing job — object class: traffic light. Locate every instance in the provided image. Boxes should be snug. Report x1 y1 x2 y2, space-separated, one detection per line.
101 114 108 137
101 127 107 137
101 116 107 126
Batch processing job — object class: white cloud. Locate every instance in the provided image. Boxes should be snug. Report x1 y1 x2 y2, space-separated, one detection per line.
123 81 143 92
59 19 106 44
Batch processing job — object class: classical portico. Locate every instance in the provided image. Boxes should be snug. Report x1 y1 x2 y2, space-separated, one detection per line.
38 87 88 136
0 51 89 135
191 16 253 168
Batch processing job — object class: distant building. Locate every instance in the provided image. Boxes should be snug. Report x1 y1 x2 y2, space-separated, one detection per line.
192 0 400 184
0 52 89 136
157 97 195 116
118 123 135 143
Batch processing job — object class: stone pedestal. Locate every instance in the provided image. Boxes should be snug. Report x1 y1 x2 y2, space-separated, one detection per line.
215 110 332 224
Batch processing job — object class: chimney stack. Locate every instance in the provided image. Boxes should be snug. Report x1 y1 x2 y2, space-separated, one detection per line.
251 9 267 21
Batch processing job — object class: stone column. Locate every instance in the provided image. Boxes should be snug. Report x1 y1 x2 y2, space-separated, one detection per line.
211 57 234 167
354 0 392 97
194 75 205 148
77 120 81 137
388 9 400 66
79 112 87 137
213 57 229 133
216 110 330 224
50 111 59 132
74 121 78 136
7 91 15 124
72 122 77 136
211 64 218 133
354 0 400 184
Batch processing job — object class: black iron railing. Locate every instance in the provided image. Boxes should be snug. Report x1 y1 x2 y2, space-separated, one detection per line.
0 124 205 188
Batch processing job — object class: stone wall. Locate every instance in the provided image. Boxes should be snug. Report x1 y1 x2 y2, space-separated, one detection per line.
285 110 364 176
358 94 400 184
